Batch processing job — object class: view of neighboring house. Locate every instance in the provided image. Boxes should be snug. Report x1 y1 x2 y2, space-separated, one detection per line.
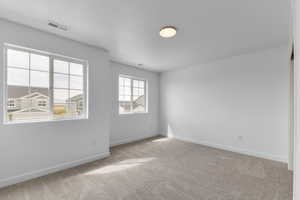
119 95 145 113
67 94 84 115
8 92 49 111
7 92 83 121
7 92 50 121
133 95 145 112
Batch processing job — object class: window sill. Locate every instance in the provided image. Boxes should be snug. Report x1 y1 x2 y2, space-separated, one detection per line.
3 116 88 125
119 112 148 116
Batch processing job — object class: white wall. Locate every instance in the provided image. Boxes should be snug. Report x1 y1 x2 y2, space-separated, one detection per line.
160 46 289 162
294 0 299 198
110 62 160 146
0 20 112 187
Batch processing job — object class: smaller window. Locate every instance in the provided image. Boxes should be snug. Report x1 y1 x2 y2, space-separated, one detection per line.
119 75 147 114
38 100 47 107
7 99 16 108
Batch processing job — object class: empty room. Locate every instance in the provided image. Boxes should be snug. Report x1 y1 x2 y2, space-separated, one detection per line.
0 0 299 199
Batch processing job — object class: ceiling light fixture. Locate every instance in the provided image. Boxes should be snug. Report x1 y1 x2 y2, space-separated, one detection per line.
159 26 177 38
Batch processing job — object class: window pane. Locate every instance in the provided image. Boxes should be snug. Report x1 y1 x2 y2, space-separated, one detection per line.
70 90 84 116
70 90 83 99
30 87 49 97
119 87 124 96
31 54 49 71
53 89 68 118
119 102 132 114
31 71 49 88
70 75 83 90
6 89 51 122
119 95 124 101
120 77 131 86
54 89 69 104
139 88 144 96
124 87 131 96
139 81 145 88
132 94 145 113
133 80 139 87
7 85 28 99
133 88 139 96
54 73 68 89
119 77 125 87
7 68 29 86
53 103 68 119
119 95 131 101
70 63 83 76
133 95 138 101
54 60 68 74
26 91 49 110
133 80 145 113
7 85 29 118
124 78 131 86
7 49 29 68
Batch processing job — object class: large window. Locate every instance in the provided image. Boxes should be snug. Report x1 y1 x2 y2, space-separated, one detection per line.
119 75 147 114
4 44 88 123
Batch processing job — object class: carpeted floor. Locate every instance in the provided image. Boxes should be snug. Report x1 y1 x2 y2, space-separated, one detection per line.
0 137 293 200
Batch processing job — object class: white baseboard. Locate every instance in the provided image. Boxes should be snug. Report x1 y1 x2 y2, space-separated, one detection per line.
174 136 287 163
110 134 160 147
0 151 110 189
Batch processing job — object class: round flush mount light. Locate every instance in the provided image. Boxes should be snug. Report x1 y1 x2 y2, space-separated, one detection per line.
159 26 177 38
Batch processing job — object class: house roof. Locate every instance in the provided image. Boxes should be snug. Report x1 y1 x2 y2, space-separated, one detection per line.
22 92 48 99
8 86 48 99
69 94 83 101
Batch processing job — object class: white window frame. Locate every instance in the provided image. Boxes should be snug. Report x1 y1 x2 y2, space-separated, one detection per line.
118 74 148 115
3 43 89 124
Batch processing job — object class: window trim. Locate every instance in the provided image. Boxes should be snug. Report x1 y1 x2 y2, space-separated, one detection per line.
3 43 89 124
118 74 148 115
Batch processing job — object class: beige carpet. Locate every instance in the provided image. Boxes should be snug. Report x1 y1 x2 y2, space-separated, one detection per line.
0 137 293 200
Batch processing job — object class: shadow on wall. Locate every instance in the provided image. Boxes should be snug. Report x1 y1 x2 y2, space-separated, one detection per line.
161 120 176 138
167 124 175 138
161 123 175 138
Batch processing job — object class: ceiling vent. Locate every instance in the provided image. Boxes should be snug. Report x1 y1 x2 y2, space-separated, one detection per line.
48 20 68 31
